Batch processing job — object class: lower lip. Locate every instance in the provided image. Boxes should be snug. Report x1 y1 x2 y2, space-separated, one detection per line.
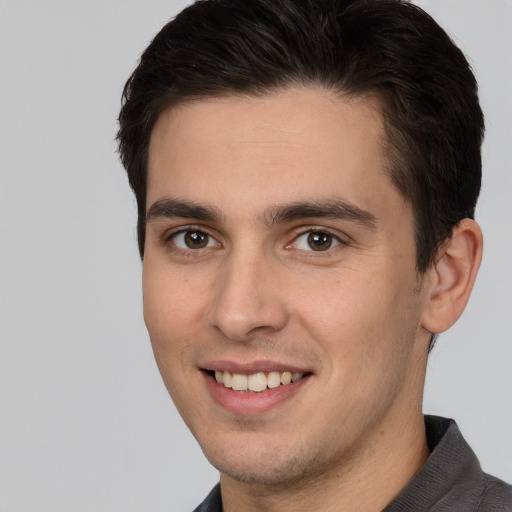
203 372 310 414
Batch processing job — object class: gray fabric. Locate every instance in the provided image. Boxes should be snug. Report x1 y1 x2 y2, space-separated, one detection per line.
385 416 512 511
193 484 222 512
192 416 512 511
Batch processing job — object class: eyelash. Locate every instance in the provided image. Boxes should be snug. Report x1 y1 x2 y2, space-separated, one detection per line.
164 226 219 254
162 225 347 256
288 228 345 254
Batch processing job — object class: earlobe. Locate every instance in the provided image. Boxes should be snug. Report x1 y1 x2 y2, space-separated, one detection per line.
421 219 483 334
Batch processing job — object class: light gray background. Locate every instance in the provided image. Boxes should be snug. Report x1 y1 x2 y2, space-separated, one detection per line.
0 1 510 511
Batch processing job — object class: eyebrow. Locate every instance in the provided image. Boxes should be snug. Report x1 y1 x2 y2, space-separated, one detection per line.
265 199 377 229
146 197 376 229
146 198 222 224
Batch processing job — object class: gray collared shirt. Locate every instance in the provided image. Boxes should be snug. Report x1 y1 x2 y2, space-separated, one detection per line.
193 416 512 511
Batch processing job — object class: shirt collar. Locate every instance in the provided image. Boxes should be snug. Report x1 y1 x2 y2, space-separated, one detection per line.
194 416 486 512
384 415 484 511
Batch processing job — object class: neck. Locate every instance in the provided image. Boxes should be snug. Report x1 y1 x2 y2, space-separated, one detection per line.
220 411 429 512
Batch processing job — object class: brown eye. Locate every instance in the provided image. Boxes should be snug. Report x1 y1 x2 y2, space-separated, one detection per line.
292 231 341 253
307 232 334 251
172 230 216 250
184 230 209 249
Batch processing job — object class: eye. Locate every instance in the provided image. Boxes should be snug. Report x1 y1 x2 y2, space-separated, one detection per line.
293 231 341 252
171 229 218 250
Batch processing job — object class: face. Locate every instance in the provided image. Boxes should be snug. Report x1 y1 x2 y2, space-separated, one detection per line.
144 89 432 486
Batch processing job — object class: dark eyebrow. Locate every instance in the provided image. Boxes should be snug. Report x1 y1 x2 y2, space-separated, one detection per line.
264 199 377 229
146 198 221 224
146 196 376 230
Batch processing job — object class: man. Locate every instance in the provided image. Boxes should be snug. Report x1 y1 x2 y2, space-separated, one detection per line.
117 0 512 510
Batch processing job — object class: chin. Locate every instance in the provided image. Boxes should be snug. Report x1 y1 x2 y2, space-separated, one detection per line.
201 436 329 487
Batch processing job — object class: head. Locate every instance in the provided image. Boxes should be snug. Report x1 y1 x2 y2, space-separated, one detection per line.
118 0 484 274
117 0 484 495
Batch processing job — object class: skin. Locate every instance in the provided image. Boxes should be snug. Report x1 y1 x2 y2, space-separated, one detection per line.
143 88 482 511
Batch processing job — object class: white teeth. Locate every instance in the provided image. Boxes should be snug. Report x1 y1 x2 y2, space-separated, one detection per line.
223 371 232 388
267 371 281 388
248 373 267 392
231 373 248 391
280 371 292 385
214 370 305 392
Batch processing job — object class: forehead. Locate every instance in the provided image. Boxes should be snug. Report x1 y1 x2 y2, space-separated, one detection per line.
147 88 402 220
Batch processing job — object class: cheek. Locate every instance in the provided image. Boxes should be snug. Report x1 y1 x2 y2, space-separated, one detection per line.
293 269 382 336
143 265 208 340
294 267 420 367
142 268 209 415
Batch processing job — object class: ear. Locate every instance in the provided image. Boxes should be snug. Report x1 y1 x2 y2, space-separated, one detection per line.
421 219 483 334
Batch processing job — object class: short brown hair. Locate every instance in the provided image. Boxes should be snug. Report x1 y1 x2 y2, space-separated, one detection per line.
118 0 484 272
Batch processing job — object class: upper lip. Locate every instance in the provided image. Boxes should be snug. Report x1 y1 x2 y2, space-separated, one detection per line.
201 360 312 375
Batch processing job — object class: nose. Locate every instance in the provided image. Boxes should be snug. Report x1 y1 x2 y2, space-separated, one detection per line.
208 249 289 342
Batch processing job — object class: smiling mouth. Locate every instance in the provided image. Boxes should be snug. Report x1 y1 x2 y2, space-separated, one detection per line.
210 370 307 393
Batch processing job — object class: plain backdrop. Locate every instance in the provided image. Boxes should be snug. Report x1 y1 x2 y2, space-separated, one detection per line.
0 1 510 511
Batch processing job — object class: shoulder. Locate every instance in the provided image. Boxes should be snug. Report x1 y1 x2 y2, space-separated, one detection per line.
476 474 512 511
